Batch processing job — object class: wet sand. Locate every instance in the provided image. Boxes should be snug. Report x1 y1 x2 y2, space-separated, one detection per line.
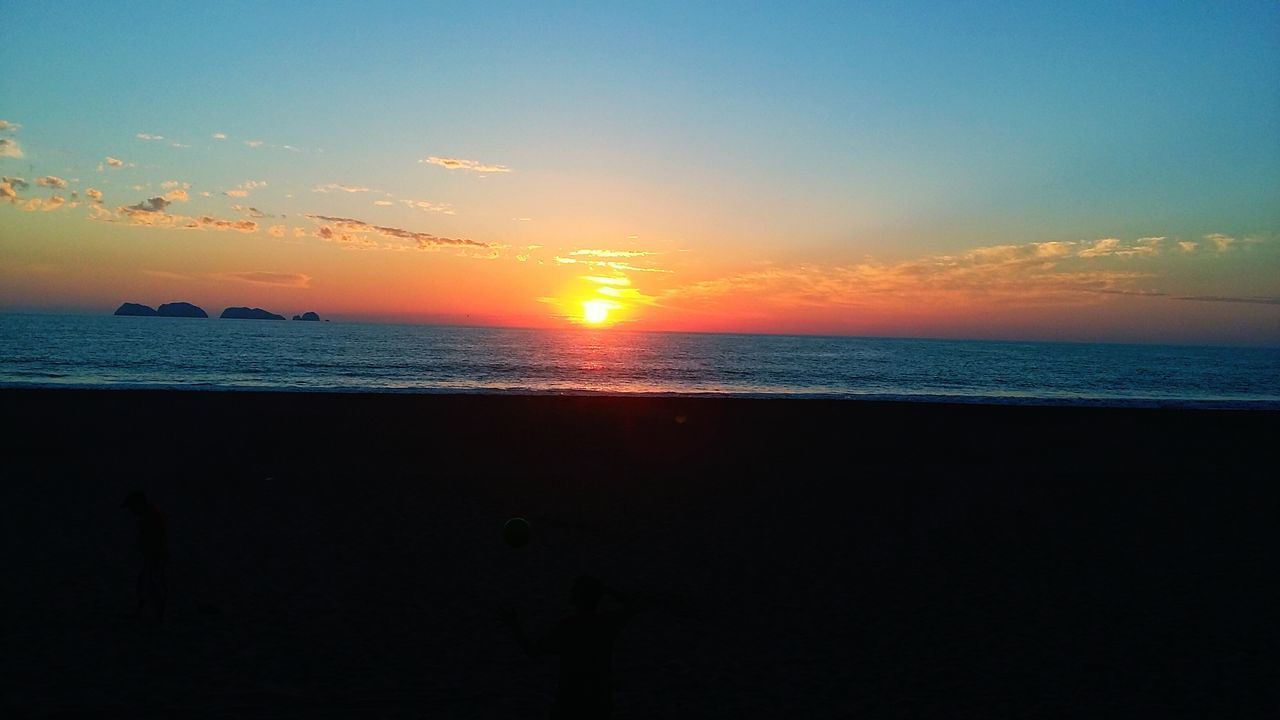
2 389 1277 717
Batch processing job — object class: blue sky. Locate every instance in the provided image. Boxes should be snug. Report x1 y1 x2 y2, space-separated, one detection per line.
2 2 1278 342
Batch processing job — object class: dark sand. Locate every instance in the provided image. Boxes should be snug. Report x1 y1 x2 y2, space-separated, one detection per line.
2 389 1277 717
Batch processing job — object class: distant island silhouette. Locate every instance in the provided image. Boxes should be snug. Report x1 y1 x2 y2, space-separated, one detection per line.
113 304 320 321
221 307 286 320
114 302 208 318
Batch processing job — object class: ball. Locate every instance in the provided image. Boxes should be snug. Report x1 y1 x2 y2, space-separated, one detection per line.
503 517 531 548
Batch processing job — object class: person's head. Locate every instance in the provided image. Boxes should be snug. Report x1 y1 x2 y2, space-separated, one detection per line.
571 574 603 613
122 490 147 514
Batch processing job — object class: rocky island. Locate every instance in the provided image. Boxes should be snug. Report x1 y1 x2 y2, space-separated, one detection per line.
292 312 321 321
114 303 158 317
114 301 208 318
220 307 286 320
157 302 208 318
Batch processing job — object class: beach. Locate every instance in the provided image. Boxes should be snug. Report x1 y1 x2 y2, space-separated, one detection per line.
2 389 1276 717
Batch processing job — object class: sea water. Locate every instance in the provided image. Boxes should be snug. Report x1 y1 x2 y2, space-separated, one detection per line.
2 314 1278 407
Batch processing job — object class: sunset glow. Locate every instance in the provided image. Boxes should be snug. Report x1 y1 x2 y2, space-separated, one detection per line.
2 4 1277 344
583 300 611 326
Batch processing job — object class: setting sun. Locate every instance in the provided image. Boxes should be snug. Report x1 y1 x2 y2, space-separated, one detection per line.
583 300 612 325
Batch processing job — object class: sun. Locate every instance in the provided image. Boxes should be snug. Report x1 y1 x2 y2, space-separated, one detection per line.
583 300 611 325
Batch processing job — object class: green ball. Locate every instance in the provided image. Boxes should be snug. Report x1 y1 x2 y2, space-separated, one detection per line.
503 517 531 548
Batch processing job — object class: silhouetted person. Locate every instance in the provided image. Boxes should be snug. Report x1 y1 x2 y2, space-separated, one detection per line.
504 575 644 719
122 490 168 620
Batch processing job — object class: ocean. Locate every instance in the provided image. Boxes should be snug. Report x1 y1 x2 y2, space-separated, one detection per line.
2 313 1278 407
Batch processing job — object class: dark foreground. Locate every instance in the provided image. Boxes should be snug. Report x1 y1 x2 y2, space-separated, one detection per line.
2 389 1277 717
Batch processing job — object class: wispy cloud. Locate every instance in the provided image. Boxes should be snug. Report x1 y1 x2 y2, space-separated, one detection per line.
220 271 311 288
212 132 227 140
35 176 68 189
104 156 124 168
305 214 487 250
661 237 1181 315
1174 294 1280 306
1205 233 1235 252
313 183 372 193
230 204 267 218
400 198 454 215
0 138 22 158
0 120 20 132
568 249 658 259
224 180 266 198
244 140 264 148
86 188 103 202
136 133 165 141
421 156 511 173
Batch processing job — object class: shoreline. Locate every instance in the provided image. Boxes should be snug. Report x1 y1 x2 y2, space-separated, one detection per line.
3 383 1278 410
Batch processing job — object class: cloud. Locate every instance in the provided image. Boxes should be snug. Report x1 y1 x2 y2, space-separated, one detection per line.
23 195 69 212
221 271 311 288
421 156 511 173
160 180 189 190
0 138 22 158
224 180 266 198
212 132 227 140
313 183 372 193
554 256 672 273
661 238 1175 315
86 188 103 202
189 216 258 233
136 133 164 141
305 214 487 249
104 156 124 168
268 225 286 237
2 176 28 202
568 249 658 258
1178 241 1198 253
127 196 171 213
1205 233 1235 252
164 188 189 202
401 199 454 214
244 140 264 148
373 199 394 206
0 120 20 131
230 204 267 218
1174 295 1280 306
1076 237 1162 258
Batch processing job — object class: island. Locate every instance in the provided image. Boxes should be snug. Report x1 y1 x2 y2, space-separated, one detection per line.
157 302 208 318
114 303 158 317
292 312 321 321
220 307 286 320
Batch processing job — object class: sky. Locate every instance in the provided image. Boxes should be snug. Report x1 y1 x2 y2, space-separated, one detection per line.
2 1 1278 345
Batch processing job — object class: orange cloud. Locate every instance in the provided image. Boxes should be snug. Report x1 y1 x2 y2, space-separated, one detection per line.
421 156 511 173
36 176 67 189
220 271 311 287
305 214 487 249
